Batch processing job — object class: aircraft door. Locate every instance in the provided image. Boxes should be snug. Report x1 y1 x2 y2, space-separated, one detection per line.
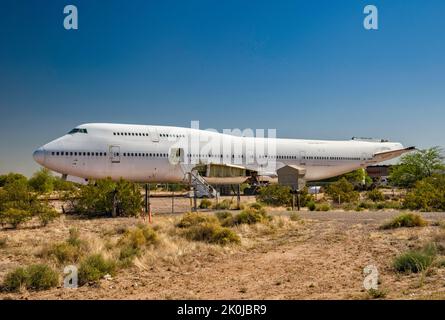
169 148 185 165
149 128 160 142
110 146 121 163
299 151 307 165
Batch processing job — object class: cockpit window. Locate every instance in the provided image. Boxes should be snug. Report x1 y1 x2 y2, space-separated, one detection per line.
68 128 88 134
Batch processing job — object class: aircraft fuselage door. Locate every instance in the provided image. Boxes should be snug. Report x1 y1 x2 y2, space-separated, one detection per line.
299 151 307 166
149 128 160 142
110 146 121 163
169 148 184 165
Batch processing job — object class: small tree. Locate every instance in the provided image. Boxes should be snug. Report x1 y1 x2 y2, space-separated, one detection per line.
74 178 142 217
403 174 445 211
256 184 292 207
326 178 359 204
28 168 54 193
389 147 444 188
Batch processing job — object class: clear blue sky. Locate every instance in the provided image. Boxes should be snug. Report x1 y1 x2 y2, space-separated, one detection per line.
1 0 444 176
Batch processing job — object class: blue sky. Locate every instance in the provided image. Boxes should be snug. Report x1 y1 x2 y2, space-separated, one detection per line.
0 0 444 176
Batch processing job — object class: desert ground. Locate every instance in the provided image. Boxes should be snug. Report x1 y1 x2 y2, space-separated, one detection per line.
1 197 445 300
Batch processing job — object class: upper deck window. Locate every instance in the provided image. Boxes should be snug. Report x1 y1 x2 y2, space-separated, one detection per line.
68 128 88 134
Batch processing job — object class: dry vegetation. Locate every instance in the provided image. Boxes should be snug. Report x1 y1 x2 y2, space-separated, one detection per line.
1 202 445 299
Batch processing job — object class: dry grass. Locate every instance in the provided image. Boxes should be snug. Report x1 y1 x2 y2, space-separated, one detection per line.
3 208 445 299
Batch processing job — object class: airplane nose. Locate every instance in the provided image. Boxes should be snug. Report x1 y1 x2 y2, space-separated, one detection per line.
33 147 45 165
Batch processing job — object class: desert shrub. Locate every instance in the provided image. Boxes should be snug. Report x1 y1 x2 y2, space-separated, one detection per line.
0 178 39 213
42 228 86 264
375 202 385 210
117 225 158 266
0 208 32 228
37 207 60 226
403 175 445 212
28 168 54 194
367 288 388 299
367 189 385 202
176 212 218 228
119 225 158 248
3 264 58 292
213 199 232 210
78 254 116 285
358 201 373 210
67 228 83 247
0 173 28 188
393 247 436 273
215 211 234 227
26 264 59 290
381 213 428 230
249 202 264 211
74 178 143 217
326 178 359 204
47 243 82 264
256 185 291 207
316 203 330 211
184 222 240 245
2 267 28 292
53 177 76 191
232 206 271 225
199 199 212 209
215 211 232 220
306 201 316 211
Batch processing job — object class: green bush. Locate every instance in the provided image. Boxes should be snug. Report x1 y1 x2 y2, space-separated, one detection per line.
367 189 385 202
389 147 444 188
37 207 60 226
42 228 86 264
199 199 212 209
381 213 428 230
28 168 54 194
232 206 270 225
306 201 316 211
3 264 59 292
74 178 143 217
176 212 218 228
367 288 388 299
0 208 32 228
3 267 28 292
326 178 359 204
256 185 292 207
0 173 28 188
184 222 240 245
403 175 445 212
393 248 435 273
213 199 232 210
78 254 116 285
47 243 82 264
117 225 158 266
215 211 234 227
316 203 330 211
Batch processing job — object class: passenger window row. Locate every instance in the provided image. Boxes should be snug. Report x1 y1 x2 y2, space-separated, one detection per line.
113 132 186 138
122 153 168 157
51 151 107 156
303 156 361 161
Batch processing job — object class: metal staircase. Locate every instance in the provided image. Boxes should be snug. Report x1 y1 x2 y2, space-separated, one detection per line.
189 170 219 198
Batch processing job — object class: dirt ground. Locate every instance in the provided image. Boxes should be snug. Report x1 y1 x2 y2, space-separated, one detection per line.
1 201 445 300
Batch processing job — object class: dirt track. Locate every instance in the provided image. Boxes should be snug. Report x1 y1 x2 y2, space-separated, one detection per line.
1 210 445 300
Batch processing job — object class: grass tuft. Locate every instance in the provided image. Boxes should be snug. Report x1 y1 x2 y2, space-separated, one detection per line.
381 213 428 230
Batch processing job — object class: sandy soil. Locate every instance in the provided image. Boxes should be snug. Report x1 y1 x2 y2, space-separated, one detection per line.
1 207 445 300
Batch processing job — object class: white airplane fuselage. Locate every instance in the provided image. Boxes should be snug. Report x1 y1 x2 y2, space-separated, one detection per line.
33 123 408 183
